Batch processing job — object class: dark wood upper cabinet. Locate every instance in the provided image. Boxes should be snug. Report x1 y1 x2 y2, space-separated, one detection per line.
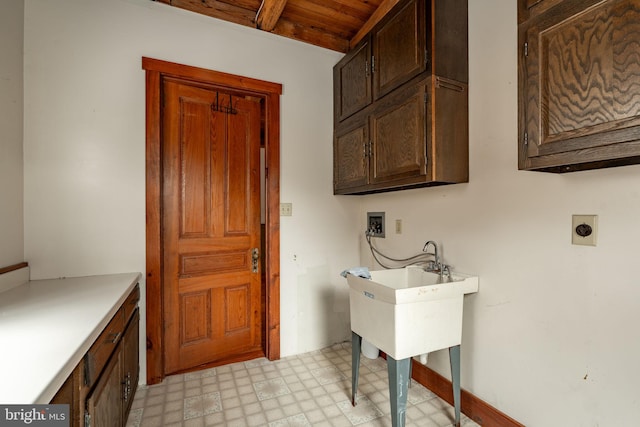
333 0 468 195
372 0 427 100
334 120 369 192
518 0 640 172
334 0 427 123
334 39 372 122
370 81 428 185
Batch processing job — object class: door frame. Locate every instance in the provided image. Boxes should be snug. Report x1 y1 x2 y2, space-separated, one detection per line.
142 57 282 385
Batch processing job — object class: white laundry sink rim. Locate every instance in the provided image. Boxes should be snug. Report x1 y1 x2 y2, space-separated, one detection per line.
347 265 478 305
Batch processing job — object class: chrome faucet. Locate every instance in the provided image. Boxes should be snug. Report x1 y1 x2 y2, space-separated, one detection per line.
422 240 439 268
422 240 450 280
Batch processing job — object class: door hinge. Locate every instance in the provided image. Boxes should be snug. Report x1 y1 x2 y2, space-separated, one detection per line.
524 42 528 57
122 372 131 402
524 132 529 146
368 140 373 157
251 248 259 273
424 93 428 103
371 55 375 74
425 49 429 67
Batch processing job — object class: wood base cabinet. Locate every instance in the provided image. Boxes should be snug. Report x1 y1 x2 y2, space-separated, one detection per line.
333 0 468 195
518 0 640 172
51 285 140 427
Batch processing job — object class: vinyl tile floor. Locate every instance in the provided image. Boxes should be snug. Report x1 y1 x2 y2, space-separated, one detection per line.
127 342 479 427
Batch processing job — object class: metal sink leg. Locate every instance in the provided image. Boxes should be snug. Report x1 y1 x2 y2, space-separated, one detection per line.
449 345 461 427
351 331 362 406
387 355 410 427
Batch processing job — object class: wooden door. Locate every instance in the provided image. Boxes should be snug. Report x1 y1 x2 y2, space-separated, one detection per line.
370 80 427 185
121 310 139 418
162 78 262 374
86 345 122 427
334 119 369 193
518 0 640 172
372 0 426 100
333 37 372 122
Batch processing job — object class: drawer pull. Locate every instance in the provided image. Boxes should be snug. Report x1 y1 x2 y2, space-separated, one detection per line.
435 77 465 92
106 332 121 343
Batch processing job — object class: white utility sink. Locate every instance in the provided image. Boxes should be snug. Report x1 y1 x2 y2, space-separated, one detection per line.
347 266 478 360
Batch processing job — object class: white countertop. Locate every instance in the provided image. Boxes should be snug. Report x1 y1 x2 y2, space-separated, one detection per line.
0 272 141 404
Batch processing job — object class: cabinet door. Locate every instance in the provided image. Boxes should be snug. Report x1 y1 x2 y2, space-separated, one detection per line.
334 120 369 193
86 347 122 427
373 0 426 100
121 310 139 419
50 361 85 427
334 38 372 122
370 82 427 185
519 0 640 171
431 77 469 184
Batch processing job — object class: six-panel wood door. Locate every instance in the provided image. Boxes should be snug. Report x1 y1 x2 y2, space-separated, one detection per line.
162 78 262 374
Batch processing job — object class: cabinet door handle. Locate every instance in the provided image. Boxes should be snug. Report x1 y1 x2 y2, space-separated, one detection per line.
435 77 465 92
106 332 121 343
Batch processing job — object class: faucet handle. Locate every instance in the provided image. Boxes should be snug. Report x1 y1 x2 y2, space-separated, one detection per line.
441 264 451 278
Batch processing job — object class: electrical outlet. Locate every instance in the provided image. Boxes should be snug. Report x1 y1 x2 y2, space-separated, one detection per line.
572 214 597 246
280 203 292 216
395 219 402 234
367 212 385 238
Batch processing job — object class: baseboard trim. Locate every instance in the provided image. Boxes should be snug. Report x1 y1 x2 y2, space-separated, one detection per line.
410 359 524 427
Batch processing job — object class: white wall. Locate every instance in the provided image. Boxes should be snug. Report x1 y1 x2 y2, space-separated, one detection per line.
0 1 24 268
21 0 640 424
23 0 359 381
358 1 640 425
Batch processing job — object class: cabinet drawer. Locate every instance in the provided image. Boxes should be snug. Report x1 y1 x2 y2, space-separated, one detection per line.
122 285 140 325
85 309 124 387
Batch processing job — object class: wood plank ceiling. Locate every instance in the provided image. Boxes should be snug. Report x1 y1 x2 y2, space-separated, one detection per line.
155 0 402 53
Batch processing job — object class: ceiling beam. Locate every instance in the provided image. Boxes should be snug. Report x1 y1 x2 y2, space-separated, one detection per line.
159 0 257 28
349 0 401 49
256 0 288 31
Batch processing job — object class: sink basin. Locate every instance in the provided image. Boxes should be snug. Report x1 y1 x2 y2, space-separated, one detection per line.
347 266 478 360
